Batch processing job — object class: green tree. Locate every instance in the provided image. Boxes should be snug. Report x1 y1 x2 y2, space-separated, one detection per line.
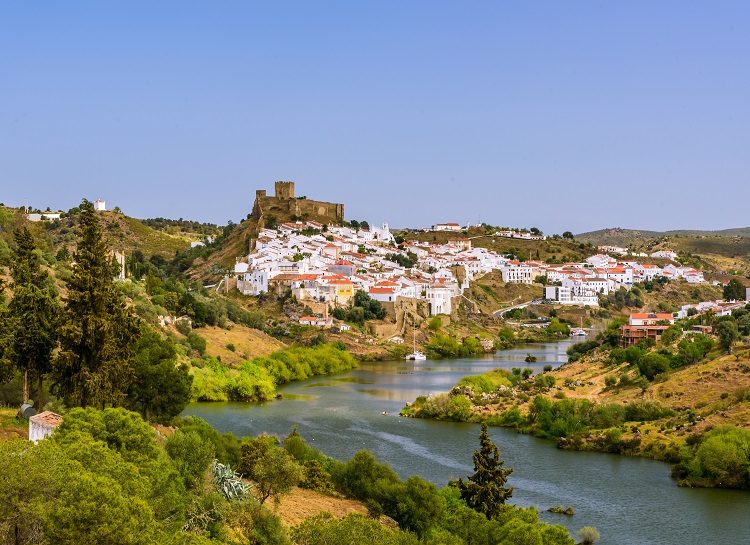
715 320 739 354
0 280 15 384
293 513 418 545
126 327 193 422
165 430 215 489
637 352 671 380
251 447 303 505
457 423 513 518
723 278 746 301
7 227 60 406
52 200 141 408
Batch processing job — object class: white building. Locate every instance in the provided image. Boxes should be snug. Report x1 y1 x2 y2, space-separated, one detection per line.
501 262 536 284
433 223 462 232
94 199 106 211
650 250 678 260
26 211 62 222
237 267 269 296
29 411 63 443
426 284 453 315
586 254 618 268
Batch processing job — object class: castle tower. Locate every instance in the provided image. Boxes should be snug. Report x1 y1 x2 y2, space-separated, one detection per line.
274 181 295 200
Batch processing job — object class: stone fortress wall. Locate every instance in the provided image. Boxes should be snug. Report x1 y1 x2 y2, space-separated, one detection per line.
252 181 345 223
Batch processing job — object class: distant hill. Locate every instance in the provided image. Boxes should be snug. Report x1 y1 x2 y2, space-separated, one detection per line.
577 227 750 246
575 227 750 276
0 205 202 260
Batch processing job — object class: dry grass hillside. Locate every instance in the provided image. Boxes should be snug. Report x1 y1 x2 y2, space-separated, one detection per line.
577 227 750 275
404 227 592 263
272 487 368 527
196 324 287 365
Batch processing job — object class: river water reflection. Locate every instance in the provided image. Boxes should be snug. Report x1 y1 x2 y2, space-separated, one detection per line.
185 341 750 545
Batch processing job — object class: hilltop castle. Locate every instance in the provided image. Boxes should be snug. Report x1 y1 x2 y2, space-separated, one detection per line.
251 181 345 224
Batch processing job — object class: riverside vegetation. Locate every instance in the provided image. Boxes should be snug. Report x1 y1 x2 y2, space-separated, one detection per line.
0 200 584 543
403 313 750 491
0 407 584 545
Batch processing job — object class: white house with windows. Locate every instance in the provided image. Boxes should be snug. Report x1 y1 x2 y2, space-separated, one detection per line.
586 254 618 268
426 284 453 315
501 262 535 284
237 267 269 296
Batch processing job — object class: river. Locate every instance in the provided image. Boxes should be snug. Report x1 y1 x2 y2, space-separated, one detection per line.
184 340 750 545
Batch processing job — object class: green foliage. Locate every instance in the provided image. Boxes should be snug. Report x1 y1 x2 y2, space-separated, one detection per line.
242 501 291 545
608 346 645 366
166 430 216 488
173 416 241 466
599 287 644 310
715 320 739 353
331 291 387 324
127 326 193 422
293 513 419 545
457 370 512 395
623 401 674 422
723 278 746 301
526 396 672 439
52 200 141 408
187 331 208 355
637 352 671 380
566 340 599 362
428 316 442 331
190 344 357 402
457 423 513 518
250 447 303 505
546 318 570 337
6 226 60 406
426 334 484 359
385 252 418 269
534 374 556 390
674 334 714 367
676 426 750 489
0 408 191 545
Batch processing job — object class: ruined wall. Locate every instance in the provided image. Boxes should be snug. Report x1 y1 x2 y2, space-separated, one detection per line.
251 182 345 223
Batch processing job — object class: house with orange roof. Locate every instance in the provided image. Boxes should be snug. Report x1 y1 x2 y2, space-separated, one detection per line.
621 313 675 347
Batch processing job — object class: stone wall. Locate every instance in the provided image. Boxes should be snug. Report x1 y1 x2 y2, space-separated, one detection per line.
251 182 345 224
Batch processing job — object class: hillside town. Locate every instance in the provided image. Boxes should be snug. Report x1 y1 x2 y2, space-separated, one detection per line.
231 215 715 324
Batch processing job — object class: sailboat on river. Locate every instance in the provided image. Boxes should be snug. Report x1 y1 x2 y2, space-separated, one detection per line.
405 325 427 361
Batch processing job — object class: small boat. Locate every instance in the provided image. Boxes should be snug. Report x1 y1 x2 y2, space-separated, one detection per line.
525 354 537 363
405 325 427 361
406 350 427 361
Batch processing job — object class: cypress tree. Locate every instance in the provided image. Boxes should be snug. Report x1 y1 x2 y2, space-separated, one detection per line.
8 227 60 406
0 279 14 384
457 423 513 519
52 200 140 408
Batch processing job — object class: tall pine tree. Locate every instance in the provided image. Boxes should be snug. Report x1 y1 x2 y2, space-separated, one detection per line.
8 227 60 406
0 280 14 385
457 423 513 519
52 200 140 408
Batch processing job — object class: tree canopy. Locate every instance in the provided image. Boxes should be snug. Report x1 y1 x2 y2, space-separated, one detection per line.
52 200 141 408
457 423 513 519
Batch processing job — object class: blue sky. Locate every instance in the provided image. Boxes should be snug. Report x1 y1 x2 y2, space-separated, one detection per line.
1 2 749 233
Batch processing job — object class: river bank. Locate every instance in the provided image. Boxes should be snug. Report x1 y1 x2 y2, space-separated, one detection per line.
183 341 750 545
401 343 750 490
